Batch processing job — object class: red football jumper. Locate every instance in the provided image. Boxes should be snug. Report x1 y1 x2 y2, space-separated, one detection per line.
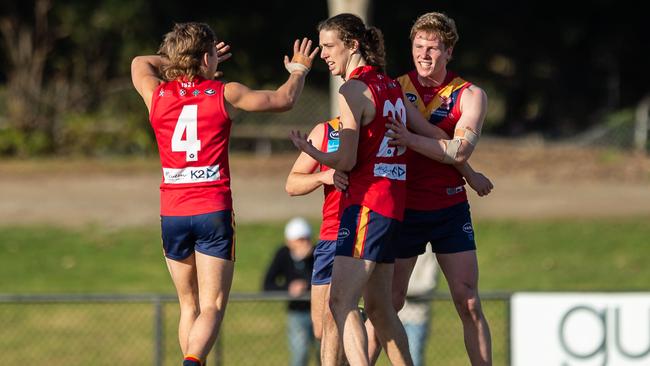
397 70 472 210
149 77 232 216
318 117 342 241
341 66 408 221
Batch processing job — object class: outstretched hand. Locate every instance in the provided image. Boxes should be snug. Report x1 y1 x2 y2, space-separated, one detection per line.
289 130 313 152
385 114 413 147
283 38 320 75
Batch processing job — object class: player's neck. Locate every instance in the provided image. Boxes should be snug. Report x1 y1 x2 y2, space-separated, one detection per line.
343 53 366 80
417 69 447 88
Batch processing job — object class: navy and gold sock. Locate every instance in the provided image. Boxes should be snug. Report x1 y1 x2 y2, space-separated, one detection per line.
182 354 202 366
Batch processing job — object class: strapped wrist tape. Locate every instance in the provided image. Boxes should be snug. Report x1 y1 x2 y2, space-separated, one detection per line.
453 127 480 146
285 53 311 74
285 62 310 74
442 139 461 164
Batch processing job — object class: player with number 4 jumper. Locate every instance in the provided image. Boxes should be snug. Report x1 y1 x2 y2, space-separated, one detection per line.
131 22 318 366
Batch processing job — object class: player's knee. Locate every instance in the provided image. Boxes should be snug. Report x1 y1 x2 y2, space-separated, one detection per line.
392 289 407 311
452 287 483 321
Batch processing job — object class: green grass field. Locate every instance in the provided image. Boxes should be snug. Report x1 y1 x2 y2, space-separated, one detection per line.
1 217 649 365
2 218 649 293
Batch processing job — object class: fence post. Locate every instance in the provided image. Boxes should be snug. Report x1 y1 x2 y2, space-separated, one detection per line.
154 297 164 366
634 95 650 153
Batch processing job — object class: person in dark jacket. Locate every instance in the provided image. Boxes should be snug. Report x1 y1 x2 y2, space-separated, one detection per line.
263 217 317 366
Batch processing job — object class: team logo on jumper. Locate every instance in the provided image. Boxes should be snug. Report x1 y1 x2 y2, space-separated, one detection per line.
205 88 216 96
462 223 473 233
163 164 220 184
179 89 187 96
373 163 406 180
192 89 200 96
405 93 418 103
159 90 165 97
338 228 351 238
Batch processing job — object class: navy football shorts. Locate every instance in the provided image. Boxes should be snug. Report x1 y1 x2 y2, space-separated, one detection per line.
336 205 401 264
160 209 235 261
311 240 337 285
395 201 476 258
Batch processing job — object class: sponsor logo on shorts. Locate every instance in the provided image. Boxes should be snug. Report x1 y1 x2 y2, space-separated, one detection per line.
462 222 473 233
205 88 216 96
163 164 220 184
338 228 351 238
405 93 418 103
373 163 406 181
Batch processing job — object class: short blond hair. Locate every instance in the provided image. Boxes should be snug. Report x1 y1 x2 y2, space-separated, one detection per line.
409 12 459 50
157 22 217 81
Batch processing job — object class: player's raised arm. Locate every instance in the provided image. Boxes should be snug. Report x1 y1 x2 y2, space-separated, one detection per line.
130 55 164 112
286 123 335 196
224 38 319 113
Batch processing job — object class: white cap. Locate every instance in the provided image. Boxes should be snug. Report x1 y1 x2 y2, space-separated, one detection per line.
284 217 312 241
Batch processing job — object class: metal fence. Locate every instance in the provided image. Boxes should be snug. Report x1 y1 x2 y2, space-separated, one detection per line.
0 292 510 366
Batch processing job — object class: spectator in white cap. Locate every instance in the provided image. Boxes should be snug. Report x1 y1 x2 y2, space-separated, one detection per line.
263 217 317 366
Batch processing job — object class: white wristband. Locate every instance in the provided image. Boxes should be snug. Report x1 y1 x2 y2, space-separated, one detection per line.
285 62 309 74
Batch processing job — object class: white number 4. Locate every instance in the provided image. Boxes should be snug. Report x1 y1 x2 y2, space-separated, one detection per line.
171 105 201 162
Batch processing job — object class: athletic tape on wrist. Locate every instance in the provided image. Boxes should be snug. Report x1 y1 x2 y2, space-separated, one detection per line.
442 139 461 164
285 62 309 74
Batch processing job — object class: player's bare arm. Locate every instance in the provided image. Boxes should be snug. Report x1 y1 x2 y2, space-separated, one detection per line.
224 38 319 113
402 95 450 140
388 86 486 165
130 55 164 112
289 80 369 171
454 84 487 162
286 124 336 196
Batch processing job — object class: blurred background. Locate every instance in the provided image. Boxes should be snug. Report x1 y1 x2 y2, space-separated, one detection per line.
0 0 649 365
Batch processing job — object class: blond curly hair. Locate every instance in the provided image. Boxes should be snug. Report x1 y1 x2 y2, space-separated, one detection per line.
157 22 217 81
409 12 459 50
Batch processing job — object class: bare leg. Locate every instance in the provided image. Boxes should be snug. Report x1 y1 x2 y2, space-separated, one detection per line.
314 284 347 366
312 284 329 341
329 256 375 366
363 262 413 366
437 251 492 366
182 252 234 360
367 257 417 365
165 255 199 354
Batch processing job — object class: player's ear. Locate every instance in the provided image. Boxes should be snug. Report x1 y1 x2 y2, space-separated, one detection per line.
349 39 359 54
202 52 210 67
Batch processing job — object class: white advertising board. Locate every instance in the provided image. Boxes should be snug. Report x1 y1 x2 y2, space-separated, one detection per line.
511 293 650 366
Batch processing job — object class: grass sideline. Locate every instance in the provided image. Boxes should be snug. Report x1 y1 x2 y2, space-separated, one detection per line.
1 218 648 365
2 217 649 293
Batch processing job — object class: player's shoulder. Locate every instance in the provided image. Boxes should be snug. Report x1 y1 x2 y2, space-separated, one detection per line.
461 84 487 101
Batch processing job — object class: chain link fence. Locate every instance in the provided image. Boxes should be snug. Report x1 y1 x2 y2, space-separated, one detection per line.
0 292 509 366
